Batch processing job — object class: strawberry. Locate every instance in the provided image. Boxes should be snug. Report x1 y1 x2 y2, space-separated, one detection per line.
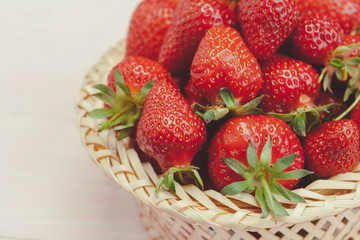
125 0 179 60
107 56 173 94
136 77 207 194
258 54 329 136
189 25 262 106
303 119 360 177
187 25 263 123
185 78 208 106
295 0 360 34
208 114 309 219
290 11 344 65
237 0 299 60
158 0 236 76
90 56 172 138
259 53 320 114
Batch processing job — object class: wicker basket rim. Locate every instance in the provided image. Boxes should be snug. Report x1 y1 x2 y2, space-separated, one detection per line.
75 40 360 230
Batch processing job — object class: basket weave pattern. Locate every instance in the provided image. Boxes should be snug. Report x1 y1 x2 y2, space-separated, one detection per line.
76 41 360 239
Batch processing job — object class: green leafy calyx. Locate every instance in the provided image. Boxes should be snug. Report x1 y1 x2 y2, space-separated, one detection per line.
155 166 204 197
318 42 360 101
89 69 156 140
192 88 264 123
266 103 344 137
221 137 312 222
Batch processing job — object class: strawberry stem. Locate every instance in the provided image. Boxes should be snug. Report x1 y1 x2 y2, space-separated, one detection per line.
99 105 133 132
259 174 277 222
335 94 360 120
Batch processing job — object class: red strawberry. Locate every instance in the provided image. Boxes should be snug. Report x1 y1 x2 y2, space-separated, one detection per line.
303 119 360 177
290 12 344 65
188 25 262 106
185 78 208 106
136 77 207 194
90 57 173 138
125 0 179 61
237 0 299 60
208 115 309 219
259 53 320 114
107 56 173 94
295 0 360 34
158 0 236 76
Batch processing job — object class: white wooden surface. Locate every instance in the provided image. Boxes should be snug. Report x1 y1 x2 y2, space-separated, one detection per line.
0 1 151 239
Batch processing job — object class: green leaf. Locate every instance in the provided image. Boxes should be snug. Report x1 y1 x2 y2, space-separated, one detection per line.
108 114 127 127
259 174 278 221
223 158 250 177
286 189 306 203
221 180 250 195
203 107 229 123
266 112 295 123
292 112 307 137
93 84 116 98
330 58 345 68
273 169 312 180
168 172 176 194
89 108 117 119
323 71 331 92
259 136 272 168
332 46 350 56
271 154 298 172
266 195 289 217
270 179 291 201
247 141 258 170
255 188 269 218
335 68 344 81
204 109 215 123
344 87 355 102
306 110 321 133
118 127 132 140
220 88 236 109
232 95 265 116
212 108 230 121
344 57 360 66
345 64 360 78
242 95 264 109
114 68 124 83
134 80 156 104
114 81 132 97
155 176 166 197
191 102 207 112
192 169 204 191
318 67 326 84
93 92 115 106
270 179 305 203
114 123 134 131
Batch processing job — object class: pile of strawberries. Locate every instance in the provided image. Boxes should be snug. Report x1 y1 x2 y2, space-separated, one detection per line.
90 0 360 218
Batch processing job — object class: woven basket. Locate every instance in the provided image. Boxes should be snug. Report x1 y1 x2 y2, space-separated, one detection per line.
76 40 360 240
